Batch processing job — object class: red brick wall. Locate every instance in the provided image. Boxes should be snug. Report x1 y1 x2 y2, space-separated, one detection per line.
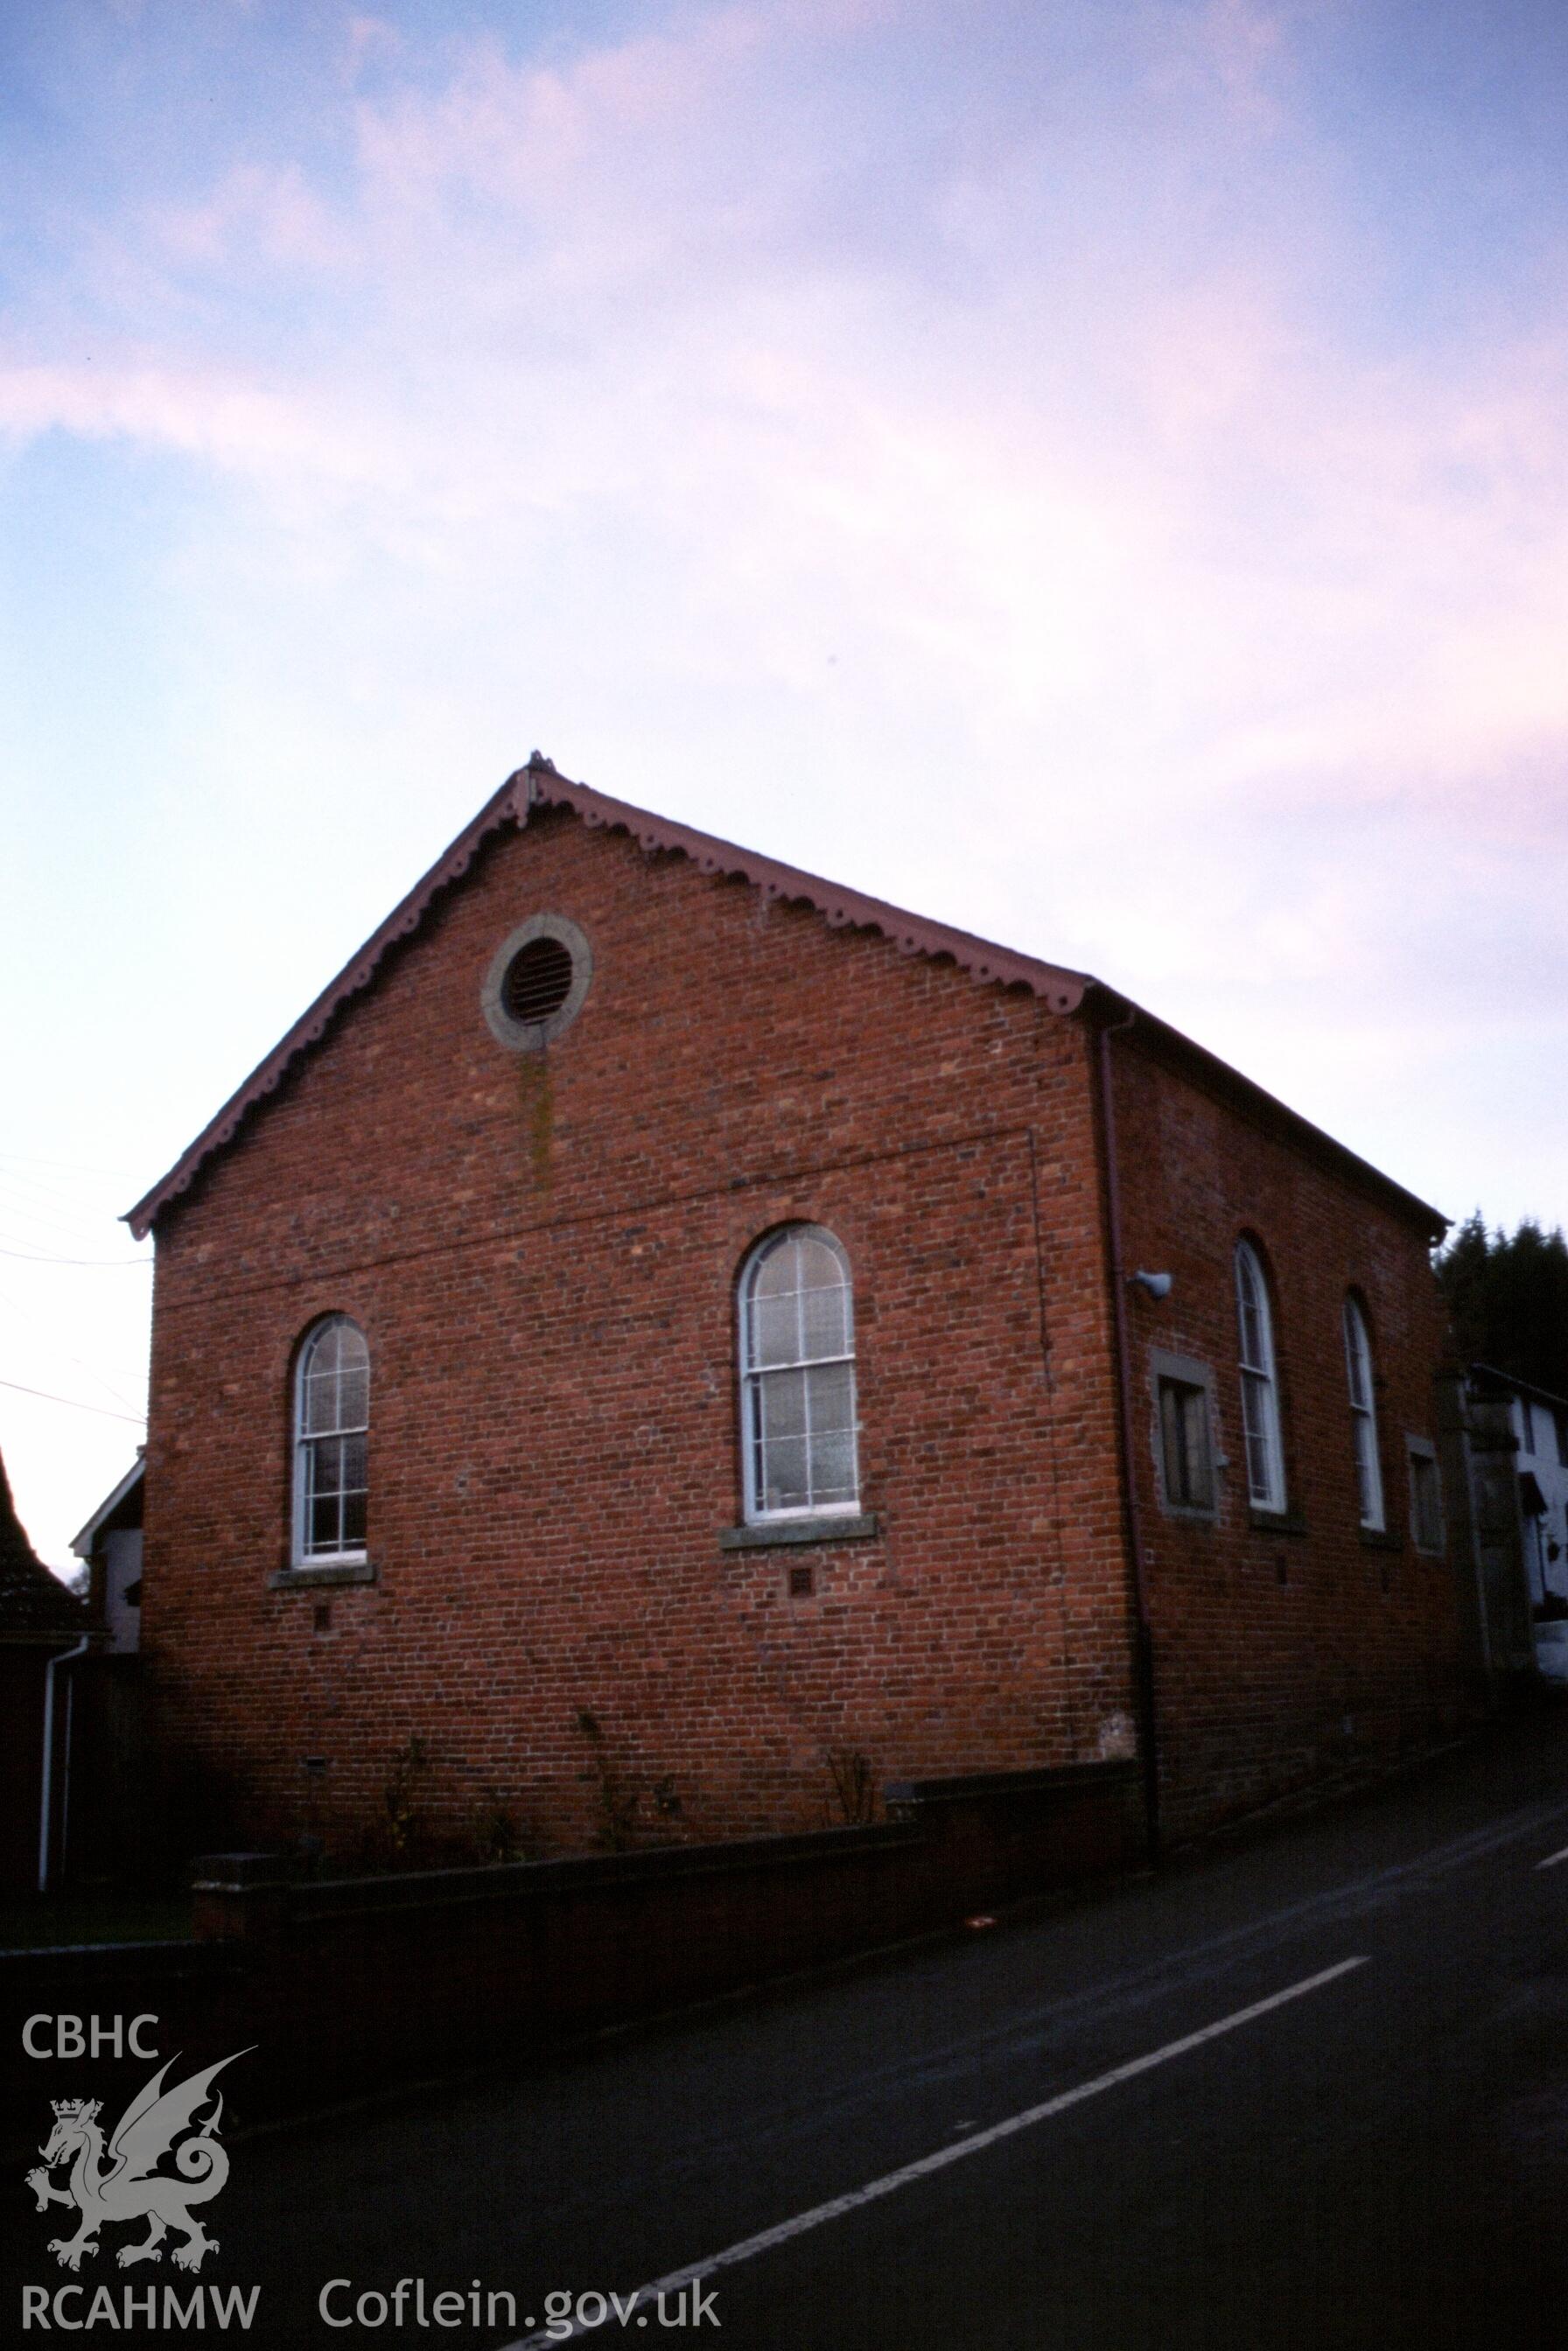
1105 1027 1465 1839
141 809 1135 1863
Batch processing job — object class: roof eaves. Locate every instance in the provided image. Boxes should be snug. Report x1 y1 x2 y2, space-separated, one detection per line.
1087 982 1450 1240
1470 1363 1568 1414
71 1453 146 1560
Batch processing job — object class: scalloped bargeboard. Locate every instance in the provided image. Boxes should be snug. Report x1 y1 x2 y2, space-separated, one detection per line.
123 755 1090 1238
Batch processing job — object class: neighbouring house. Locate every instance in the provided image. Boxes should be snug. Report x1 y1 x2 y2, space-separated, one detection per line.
73 1452 144 1656
1447 1367 1568 1685
64 1455 152 1885
124 757 1474 1872
0 1450 90 1896
1502 1372 1568 1611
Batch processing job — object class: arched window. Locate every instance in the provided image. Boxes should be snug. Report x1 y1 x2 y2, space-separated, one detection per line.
1234 1241 1285 1512
1342 1295 1384 1531
739 1227 859 1522
293 1317 369 1563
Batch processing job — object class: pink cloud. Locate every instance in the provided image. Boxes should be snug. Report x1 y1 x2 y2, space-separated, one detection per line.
10 0 1567 1007
0 361 386 483
156 164 352 270
1176 0 1291 132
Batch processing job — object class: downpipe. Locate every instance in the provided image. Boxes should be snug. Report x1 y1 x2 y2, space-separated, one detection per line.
1096 1007 1162 1865
38 1634 89 1894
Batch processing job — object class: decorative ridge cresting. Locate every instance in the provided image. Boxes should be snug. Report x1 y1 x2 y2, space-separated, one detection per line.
124 754 1090 1238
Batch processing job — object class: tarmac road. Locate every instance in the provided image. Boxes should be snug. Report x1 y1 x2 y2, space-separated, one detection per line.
14 1715 1568 2349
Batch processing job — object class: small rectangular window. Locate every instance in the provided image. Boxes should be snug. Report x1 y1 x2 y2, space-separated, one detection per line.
1409 1443 1445 1556
1158 1377 1214 1511
1519 1400 1535 1454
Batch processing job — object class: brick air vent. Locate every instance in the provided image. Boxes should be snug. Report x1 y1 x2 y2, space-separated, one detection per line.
502 935 575 1025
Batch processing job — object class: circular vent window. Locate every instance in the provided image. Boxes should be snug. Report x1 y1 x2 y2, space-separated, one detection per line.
481 914 592 1051
503 935 574 1025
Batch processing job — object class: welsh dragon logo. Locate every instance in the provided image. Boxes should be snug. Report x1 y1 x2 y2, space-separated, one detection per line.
25 2049 249 2274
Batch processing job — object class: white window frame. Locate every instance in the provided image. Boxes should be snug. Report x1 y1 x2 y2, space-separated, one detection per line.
1342 1296 1385 1532
292 1315 370 1566
738 1226 861 1524
1234 1239 1286 1513
1407 1437 1445 1557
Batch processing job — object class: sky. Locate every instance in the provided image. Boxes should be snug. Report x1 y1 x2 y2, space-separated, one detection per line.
3 0 1567 1569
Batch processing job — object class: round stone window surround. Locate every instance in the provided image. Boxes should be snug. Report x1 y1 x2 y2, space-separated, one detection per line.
481 913 593 1051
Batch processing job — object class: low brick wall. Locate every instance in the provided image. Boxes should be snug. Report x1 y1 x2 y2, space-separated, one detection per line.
4 1761 1142 2140
884 1759 1143 1899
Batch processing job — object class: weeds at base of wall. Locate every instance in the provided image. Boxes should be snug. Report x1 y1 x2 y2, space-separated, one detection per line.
576 1707 642 1851
382 1734 430 1859
825 1747 878 1824
470 1782 526 1865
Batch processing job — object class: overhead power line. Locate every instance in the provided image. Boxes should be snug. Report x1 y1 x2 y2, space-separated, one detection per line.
0 1243 151 1268
0 1376 147 1425
0 1151 137 1178
0 1179 130 1234
0 1281 145 1417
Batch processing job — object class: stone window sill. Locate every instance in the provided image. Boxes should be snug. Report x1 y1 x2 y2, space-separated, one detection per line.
718 1514 879 1553
269 1560 376 1591
1158 1498 1219 1526
1249 1506 1307 1537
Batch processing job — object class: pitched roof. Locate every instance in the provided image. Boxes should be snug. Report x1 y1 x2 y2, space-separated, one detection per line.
1470 1363 1568 1415
0 1451 88 1638
125 755 1089 1236
72 1454 145 1561
124 753 1447 1242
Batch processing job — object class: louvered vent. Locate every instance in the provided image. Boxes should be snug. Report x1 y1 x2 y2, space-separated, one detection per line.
502 935 575 1025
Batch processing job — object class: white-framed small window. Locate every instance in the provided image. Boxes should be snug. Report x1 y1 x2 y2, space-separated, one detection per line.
293 1316 369 1563
1342 1295 1385 1531
1408 1438 1445 1557
738 1226 859 1522
1234 1239 1286 1513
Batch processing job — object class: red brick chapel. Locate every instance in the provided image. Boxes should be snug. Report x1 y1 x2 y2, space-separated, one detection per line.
127 757 1466 1865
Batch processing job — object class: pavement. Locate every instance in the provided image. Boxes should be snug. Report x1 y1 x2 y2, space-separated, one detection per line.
12 1711 1568 2348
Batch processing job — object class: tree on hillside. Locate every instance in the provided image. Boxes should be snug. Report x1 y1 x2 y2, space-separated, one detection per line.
1436 1214 1568 1397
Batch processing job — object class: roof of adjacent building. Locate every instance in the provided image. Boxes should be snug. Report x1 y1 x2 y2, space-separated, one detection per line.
72 1454 145 1561
1470 1363 1568 1415
125 753 1448 1242
0 1451 88 1640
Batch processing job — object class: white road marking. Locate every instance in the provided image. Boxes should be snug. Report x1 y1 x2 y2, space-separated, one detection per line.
1536 1844 1568 1870
501 1955 1368 2348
